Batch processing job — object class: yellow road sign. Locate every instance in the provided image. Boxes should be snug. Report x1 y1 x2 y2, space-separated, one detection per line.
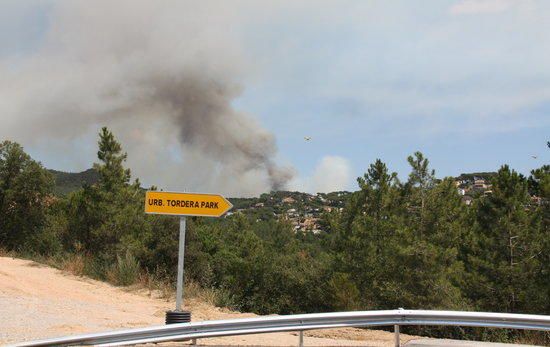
145 191 233 217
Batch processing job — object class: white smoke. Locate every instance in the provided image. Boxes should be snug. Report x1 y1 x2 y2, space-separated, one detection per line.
0 1 294 196
289 156 352 193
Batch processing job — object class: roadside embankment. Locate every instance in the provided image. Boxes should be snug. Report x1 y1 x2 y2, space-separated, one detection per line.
0 256 415 346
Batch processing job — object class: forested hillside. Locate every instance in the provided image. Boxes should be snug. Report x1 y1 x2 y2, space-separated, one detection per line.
0 129 548 344
49 168 100 195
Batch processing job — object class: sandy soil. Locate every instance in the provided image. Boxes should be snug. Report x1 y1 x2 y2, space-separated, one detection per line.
0 256 416 346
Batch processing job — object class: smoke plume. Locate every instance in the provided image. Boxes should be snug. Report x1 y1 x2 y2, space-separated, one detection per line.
289 156 352 193
0 1 294 196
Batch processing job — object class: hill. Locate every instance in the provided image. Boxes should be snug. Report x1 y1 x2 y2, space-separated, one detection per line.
49 168 100 195
47 167 499 232
47 167 352 232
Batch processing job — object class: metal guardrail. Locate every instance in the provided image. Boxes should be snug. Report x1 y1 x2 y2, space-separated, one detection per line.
9 309 550 347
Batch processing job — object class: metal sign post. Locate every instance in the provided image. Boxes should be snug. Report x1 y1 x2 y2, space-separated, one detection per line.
144 191 233 324
175 216 186 311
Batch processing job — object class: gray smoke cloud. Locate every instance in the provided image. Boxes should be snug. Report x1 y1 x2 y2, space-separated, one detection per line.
0 1 294 196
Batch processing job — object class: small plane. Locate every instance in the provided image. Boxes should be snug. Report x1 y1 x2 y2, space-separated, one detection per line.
532 155 538 159
304 136 312 141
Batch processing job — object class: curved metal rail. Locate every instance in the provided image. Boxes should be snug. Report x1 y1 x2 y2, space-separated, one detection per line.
10 309 550 347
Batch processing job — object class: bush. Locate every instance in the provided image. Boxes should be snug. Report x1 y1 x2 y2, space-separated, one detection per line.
214 286 238 310
107 251 141 286
61 253 86 276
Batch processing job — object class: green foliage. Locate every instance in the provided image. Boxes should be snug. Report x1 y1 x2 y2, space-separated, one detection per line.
331 158 467 313
528 165 550 197
94 126 131 191
57 127 147 259
2 130 548 344
469 166 549 316
465 166 545 313
328 272 360 311
108 251 141 286
0 141 54 251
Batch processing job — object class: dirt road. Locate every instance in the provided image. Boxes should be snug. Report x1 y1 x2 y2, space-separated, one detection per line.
0 256 415 346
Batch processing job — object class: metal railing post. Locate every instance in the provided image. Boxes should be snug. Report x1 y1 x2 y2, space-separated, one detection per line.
394 324 400 347
299 330 304 347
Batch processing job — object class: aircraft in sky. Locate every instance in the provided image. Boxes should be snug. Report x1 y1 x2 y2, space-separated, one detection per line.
304 136 312 141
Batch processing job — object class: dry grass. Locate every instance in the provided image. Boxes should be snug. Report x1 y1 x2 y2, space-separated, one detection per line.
184 280 219 306
516 330 550 346
134 271 175 301
132 271 220 307
59 253 86 276
0 248 15 257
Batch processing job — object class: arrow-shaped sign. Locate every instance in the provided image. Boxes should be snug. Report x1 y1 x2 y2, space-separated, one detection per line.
145 191 233 217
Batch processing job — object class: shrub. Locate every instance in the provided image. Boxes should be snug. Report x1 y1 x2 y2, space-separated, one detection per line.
61 253 86 276
107 251 141 286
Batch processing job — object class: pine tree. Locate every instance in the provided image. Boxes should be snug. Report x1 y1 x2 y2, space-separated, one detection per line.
0 141 53 250
64 127 145 257
523 165 550 314
393 154 466 310
467 165 541 313
406 151 436 238
94 127 131 192
333 159 403 308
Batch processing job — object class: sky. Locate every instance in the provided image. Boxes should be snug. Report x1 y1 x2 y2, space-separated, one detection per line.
0 0 549 196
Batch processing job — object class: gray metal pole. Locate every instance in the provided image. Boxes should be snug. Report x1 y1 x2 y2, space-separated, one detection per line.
394 324 400 347
175 216 186 311
298 331 304 347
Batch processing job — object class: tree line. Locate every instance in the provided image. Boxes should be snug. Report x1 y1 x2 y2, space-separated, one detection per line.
0 128 548 343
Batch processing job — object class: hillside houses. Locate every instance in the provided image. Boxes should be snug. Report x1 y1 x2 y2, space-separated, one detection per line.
455 172 543 205
455 174 495 204
228 191 350 233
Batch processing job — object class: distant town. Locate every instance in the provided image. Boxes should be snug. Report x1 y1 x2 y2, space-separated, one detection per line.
229 191 350 234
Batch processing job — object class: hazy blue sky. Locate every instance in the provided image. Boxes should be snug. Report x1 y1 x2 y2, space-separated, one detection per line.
1 1 549 194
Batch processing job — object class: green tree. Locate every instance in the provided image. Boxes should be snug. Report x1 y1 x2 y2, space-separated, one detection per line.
528 165 550 197
467 165 545 313
380 154 466 311
332 159 404 308
331 155 467 312
523 165 550 314
0 141 54 251
63 127 144 259
396 176 467 310
94 127 131 192
327 272 360 311
406 151 436 238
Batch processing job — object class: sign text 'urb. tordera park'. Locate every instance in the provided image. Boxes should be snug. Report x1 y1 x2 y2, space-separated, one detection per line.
144 191 233 217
